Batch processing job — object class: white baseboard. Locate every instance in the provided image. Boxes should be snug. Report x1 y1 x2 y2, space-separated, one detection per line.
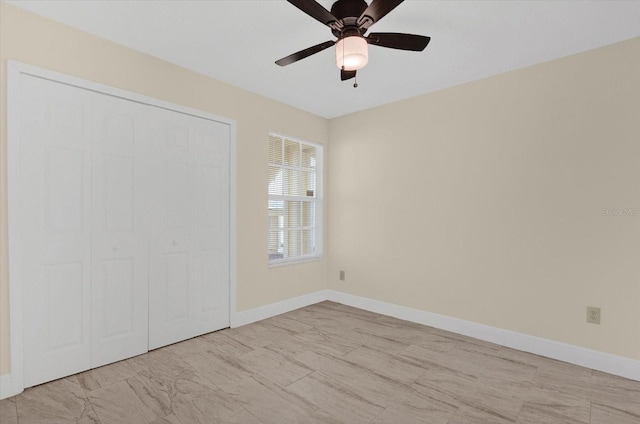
229 288 639 381
0 373 20 400
232 289 330 328
326 290 640 382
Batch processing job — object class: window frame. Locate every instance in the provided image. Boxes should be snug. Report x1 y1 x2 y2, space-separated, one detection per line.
268 132 323 266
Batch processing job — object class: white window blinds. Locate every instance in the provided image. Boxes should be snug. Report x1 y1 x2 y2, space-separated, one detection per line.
268 133 322 264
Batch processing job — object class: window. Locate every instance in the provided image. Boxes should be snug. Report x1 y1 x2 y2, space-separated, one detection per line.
268 133 322 264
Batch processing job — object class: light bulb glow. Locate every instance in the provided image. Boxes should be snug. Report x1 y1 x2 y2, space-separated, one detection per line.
336 36 369 71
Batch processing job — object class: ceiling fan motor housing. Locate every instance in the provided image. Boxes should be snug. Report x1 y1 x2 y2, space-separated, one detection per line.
330 0 370 38
330 0 368 20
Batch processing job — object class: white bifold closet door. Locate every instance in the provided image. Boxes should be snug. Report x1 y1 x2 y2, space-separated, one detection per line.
19 74 94 387
147 106 230 350
90 94 151 368
17 72 230 388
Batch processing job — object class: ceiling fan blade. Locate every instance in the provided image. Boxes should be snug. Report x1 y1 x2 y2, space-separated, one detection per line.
367 33 431 51
341 69 356 81
358 0 404 28
287 0 340 28
275 40 336 67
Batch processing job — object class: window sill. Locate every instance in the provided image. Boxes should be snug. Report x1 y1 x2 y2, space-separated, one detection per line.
268 255 323 268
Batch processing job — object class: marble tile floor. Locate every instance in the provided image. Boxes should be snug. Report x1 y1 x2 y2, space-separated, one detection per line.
1 301 638 424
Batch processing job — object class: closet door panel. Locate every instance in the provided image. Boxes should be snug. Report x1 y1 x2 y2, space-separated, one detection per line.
148 107 230 349
91 95 150 367
193 121 230 334
148 109 195 349
20 76 93 388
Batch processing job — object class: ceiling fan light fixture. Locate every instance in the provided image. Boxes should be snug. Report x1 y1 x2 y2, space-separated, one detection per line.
336 36 368 71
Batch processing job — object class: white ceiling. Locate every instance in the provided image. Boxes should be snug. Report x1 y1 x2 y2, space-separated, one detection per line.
8 0 640 118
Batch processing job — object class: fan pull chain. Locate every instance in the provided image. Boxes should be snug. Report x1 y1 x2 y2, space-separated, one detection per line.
353 74 358 89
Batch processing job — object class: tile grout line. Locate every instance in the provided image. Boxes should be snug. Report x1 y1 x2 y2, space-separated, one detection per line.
13 398 20 424
76 375 103 424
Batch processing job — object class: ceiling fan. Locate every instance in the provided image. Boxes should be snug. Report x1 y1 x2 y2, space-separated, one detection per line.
275 0 431 84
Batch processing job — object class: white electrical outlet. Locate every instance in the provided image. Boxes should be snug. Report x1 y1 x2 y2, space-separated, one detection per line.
586 306 601 324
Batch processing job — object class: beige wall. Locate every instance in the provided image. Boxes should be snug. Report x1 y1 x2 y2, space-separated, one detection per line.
0 3 329 375
328 37 640 360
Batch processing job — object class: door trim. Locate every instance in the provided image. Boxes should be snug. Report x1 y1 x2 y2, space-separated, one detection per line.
6 60 237 397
